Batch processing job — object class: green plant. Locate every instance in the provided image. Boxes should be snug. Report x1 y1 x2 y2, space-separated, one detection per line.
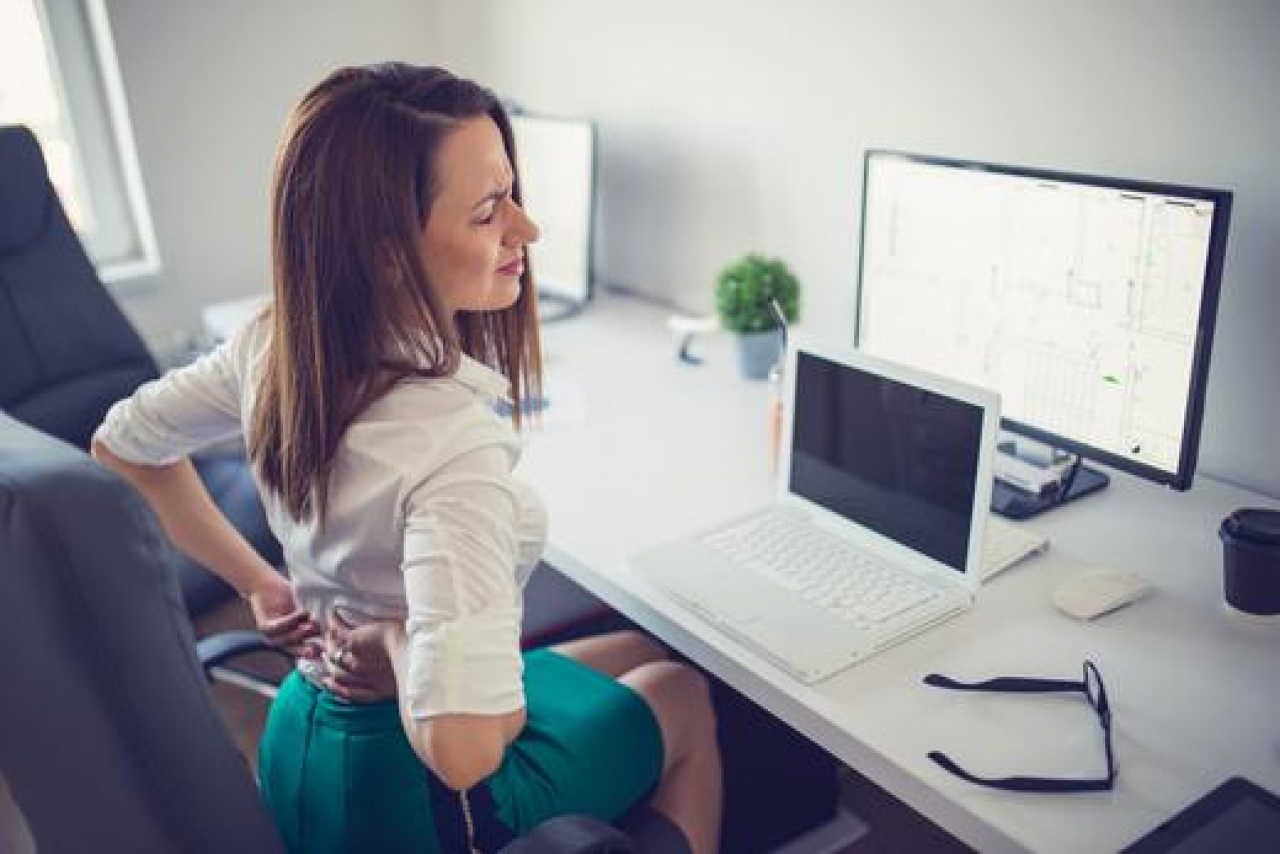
714 253 801 334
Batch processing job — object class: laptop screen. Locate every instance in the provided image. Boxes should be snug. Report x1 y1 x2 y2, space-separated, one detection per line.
789 350 985 572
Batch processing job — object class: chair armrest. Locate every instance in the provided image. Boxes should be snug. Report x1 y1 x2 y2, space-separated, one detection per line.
195 629 291 696
498 814 636 854
196 629 288 670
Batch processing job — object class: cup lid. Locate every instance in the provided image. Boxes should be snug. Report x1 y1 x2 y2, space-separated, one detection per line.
1222 508 1280 546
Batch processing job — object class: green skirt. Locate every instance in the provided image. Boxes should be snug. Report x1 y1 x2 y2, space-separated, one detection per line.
258 647 664 854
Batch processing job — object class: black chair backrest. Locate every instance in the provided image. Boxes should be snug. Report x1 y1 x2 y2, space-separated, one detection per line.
0 125 159 449
0 124 280 616
0 414 284 854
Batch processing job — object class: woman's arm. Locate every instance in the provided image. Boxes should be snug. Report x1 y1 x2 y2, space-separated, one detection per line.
91 440 318 654
379 621 526 791
386 439 535 791
321 613 525 785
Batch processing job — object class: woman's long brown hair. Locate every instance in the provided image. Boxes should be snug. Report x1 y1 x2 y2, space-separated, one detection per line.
250 63 542 525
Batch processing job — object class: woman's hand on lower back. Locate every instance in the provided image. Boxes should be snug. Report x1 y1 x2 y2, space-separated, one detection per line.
321 607 400 701
247 572 321 659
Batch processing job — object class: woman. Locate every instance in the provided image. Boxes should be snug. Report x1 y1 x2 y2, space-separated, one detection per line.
92 63 721 854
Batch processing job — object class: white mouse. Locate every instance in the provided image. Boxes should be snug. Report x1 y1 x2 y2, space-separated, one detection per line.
1053 568 1152 621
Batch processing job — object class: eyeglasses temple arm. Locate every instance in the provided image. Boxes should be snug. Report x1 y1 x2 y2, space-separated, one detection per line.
927 751 1113 793
924 673 1083 693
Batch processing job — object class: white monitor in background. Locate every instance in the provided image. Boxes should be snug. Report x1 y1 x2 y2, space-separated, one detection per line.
509 112 596 319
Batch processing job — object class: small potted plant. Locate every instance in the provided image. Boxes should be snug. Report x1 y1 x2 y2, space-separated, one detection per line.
714 253 801 380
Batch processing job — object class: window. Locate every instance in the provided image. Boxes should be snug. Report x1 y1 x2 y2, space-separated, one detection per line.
0 0 158 281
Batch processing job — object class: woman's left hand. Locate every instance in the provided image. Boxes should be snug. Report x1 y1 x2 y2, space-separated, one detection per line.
322 607 399 702
247 572 321 659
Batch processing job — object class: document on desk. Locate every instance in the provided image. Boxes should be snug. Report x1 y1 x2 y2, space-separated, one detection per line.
981 515 1049 582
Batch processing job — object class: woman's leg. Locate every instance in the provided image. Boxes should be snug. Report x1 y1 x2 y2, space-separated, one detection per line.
620 661 723 854
549 629 670 676
549 630 723 853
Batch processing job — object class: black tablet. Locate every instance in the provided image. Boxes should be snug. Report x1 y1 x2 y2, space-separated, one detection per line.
1122 777 1280 853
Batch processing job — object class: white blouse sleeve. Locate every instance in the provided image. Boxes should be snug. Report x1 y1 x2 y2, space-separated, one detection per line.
512 478 548 592
92 320 260 465
400 443 528 719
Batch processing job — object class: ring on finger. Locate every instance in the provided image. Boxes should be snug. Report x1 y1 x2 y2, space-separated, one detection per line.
327 643 349 670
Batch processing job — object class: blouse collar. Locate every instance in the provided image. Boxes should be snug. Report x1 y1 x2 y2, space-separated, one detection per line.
453 355 513 404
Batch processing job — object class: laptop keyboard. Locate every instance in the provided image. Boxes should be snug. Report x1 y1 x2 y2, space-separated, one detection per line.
702 510 937 626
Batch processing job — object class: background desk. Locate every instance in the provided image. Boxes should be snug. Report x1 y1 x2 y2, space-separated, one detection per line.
519 294 1280 854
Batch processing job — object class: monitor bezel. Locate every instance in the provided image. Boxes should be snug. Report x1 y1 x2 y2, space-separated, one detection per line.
854 148 1232 491
508 109 599 318
1121 776 1280 853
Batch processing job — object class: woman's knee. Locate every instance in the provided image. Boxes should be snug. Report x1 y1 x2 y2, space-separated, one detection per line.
602 629 668 662
624 661 718 763
670 664 716 737
551 629 670 676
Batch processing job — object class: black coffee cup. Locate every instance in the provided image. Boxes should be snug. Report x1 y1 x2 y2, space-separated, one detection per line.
1219 508 1280 618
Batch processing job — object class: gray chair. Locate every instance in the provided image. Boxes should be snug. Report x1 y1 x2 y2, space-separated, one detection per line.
0 413 286 853
0 415 686 853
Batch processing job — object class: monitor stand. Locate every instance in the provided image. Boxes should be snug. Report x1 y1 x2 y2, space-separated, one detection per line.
538 292 585 324
990 437 1110 520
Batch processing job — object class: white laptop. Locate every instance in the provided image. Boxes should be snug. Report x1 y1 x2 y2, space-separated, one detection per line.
630 339 1002 684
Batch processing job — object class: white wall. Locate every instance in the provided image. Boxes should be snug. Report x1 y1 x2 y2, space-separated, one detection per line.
102 0 447 338
105 0 1280 496
426 0 1280 497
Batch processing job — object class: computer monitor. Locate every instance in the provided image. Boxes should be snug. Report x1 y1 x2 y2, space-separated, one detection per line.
855 150 1231 518
509 111 597 320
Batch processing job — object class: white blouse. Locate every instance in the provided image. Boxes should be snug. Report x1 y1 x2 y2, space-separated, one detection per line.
93 314 547 719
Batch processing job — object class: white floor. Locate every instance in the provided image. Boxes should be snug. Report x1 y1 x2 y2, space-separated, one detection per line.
772 807 869 854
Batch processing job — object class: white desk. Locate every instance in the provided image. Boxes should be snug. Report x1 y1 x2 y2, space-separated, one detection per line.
519 294 1280 854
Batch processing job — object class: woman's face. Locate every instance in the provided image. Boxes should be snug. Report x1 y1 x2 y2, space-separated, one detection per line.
420 117 539 314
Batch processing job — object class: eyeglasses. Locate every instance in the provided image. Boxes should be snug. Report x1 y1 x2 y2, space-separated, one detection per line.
923 660 1115 793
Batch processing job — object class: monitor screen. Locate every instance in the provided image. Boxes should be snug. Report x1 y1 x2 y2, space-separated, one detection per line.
856 150 1231 489
790 349 985 571
510 113 596 310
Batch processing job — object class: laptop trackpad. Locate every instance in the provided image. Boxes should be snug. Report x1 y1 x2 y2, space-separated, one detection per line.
639 546 871 683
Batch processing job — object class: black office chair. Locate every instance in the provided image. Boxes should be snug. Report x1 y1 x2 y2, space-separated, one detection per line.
0 414 688 853
0 123 280 618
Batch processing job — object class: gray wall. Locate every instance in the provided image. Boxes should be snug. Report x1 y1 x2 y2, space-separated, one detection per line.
107 0 1280 496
